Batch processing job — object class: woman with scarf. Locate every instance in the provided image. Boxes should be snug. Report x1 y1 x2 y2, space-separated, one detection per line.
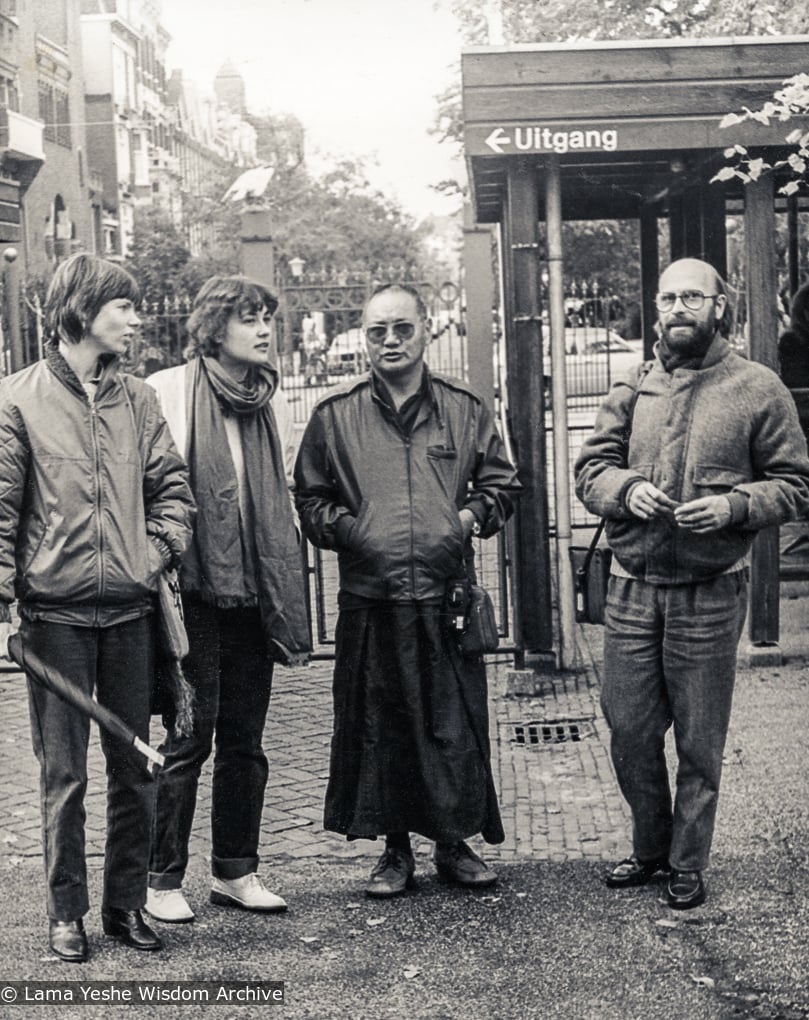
145 275 310 923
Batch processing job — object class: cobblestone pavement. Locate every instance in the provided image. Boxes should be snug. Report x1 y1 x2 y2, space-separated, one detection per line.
0 623 630 873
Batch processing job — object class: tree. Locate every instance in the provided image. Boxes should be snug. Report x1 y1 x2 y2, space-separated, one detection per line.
123 208 191 306
265 158 429 279
442 0 807 49
713 74 809 196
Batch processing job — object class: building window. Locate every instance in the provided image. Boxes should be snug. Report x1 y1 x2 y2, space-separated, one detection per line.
38 78 72 148
0 73 19 111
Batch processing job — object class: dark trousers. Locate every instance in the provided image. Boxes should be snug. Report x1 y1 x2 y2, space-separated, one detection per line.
149 601 274 888
23 616 154 922
602 572 747 872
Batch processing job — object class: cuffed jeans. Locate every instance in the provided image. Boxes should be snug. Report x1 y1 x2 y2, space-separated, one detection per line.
602 572 747 872
149 601 274 889
22 616 154 922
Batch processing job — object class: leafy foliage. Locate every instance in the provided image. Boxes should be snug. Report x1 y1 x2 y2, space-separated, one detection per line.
712 74 809 195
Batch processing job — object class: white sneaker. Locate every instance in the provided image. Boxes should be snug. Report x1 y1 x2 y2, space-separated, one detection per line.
145 887 195 923
210 873 287 913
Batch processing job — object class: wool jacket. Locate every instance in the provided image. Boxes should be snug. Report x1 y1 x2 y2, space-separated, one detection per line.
575 334 809 585
294 370 521 601
0 346 195 626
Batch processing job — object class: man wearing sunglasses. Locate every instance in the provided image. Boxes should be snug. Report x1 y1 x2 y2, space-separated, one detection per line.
575 257 809 910
294 283 520 898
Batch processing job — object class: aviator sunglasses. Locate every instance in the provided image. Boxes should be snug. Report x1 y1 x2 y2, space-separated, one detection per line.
365 320 419 344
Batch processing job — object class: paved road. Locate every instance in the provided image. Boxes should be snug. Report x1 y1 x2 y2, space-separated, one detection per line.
0 631 629 870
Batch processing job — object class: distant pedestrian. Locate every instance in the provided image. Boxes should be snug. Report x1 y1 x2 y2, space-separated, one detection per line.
575 258 809 910
145 275 310 924
0 254 195 961
295 283 521 898
778 280 809 391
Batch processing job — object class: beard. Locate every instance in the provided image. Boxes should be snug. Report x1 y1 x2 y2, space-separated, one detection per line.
659 311 717 357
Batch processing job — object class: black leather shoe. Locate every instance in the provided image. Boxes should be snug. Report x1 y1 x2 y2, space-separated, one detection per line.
667 870 706 910
102 908 162 951
605 855 670 888
366 848 416 898
49 918 88 963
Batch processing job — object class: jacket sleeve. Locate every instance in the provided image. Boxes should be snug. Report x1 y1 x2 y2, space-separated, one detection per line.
574 376 647 520
139 385 196 566
0 390 27 620
736 377 809 529
464 399 522 538
293 409 355 550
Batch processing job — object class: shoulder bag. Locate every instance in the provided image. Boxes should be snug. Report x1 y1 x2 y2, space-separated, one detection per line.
570 361 652 625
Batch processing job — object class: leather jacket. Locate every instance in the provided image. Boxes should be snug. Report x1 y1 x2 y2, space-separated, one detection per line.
294 370 521 601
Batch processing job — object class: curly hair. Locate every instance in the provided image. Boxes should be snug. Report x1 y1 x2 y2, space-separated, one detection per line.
185 275 279 359
44 253 140 345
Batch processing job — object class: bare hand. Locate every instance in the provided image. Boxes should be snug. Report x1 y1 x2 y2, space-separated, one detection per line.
458 508 477 541
627 482 680 521
674 496 732 533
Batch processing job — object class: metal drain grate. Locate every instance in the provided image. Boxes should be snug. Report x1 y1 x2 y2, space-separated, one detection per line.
512 718 596 746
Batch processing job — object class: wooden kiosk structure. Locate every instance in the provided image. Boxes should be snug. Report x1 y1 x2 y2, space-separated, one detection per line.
461 35 809 665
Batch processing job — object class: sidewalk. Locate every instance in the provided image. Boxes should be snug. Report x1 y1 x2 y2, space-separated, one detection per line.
0 594 807 1019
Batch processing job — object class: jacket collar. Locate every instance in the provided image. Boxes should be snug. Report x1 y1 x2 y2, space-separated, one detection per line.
46 341 120 399
653 332 731 373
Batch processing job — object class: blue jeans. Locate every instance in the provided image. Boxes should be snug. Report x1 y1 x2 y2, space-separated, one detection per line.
602 573 747 872
149 601 274 888
22 616 154 921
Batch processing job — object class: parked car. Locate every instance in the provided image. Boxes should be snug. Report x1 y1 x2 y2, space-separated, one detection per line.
326 329 369 375
545 329 643 399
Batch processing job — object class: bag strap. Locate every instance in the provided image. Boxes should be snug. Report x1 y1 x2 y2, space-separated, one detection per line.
580 359 653 570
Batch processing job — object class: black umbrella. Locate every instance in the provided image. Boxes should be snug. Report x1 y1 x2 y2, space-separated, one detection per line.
7 633 164 776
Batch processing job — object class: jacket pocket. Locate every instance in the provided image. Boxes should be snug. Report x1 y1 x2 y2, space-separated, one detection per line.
427 445 457 460
19 516 50 575
692 464 748 492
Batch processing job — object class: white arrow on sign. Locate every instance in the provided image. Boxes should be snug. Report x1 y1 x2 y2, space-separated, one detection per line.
485 128 511 154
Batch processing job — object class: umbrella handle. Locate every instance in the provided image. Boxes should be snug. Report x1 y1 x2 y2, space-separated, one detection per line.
7 632 165 774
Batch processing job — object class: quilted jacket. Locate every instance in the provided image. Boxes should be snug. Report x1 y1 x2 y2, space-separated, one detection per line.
0 345 195 626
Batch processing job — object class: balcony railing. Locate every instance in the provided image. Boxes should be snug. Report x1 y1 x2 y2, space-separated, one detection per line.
0 108 45 163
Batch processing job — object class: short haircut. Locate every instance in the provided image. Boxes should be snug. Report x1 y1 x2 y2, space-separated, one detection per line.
44 253 140 345
365 283 428 322
185 275 279 359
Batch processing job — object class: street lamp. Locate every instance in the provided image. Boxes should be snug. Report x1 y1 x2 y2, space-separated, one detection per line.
288 256 305 279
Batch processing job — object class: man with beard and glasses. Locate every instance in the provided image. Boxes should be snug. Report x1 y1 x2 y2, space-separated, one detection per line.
575 258 809 911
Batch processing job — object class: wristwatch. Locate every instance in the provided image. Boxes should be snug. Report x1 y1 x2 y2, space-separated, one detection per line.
470 517 482 537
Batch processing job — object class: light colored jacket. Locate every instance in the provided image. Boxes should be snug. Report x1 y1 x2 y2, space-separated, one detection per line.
146 361 299 479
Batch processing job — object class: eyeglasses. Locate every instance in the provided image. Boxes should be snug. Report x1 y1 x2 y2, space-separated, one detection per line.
365 321 418 344
655 290 719 312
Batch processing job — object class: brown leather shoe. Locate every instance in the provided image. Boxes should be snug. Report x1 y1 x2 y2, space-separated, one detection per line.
667 870 706 910
605 855 670 888
366 848 416 898
49 918 88 963
102 908 162 951
434 841 497 888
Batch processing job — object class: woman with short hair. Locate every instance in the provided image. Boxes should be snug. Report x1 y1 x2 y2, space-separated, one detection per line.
0 253 195 962
146 275 310 924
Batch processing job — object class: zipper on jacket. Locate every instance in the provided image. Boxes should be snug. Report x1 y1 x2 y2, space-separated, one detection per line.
90 402 105 621
404 437 417 595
